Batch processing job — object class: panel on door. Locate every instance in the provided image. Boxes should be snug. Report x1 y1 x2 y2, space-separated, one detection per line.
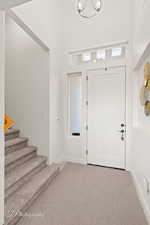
87 67 126 169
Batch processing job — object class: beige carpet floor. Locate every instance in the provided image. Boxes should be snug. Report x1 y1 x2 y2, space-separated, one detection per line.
18 163 148 225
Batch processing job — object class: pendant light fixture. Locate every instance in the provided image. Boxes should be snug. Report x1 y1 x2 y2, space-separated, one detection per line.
77 0 102 19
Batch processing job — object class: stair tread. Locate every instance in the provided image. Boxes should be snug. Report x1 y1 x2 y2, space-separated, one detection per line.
5 164 60 225
5 137 28 148
5 146 37 166
5 128 20 136
5 156 47 190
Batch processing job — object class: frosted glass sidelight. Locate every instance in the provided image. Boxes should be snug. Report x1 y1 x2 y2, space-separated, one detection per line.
68 74 82 136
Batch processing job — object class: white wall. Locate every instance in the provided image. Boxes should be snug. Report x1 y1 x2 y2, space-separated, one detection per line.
62 0 133 164
131 0 150 222
5 15 49 157
63 0 132 51
133 0 150 66
11 0 133 165
10 0 64 163
0 11 5 225
132 55 150 223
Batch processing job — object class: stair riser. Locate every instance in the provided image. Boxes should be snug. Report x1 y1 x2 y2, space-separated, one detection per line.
5 141 28 155
5 132 20 141
5 161 47 200
6 169 60 225
5 151 37 174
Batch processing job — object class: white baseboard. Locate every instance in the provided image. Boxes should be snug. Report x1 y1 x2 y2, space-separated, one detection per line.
132 172 150 225
54 153 65 164
63 156 86 165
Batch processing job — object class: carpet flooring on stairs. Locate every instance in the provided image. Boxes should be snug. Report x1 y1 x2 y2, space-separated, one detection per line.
4 128 60 225
18 163 148 225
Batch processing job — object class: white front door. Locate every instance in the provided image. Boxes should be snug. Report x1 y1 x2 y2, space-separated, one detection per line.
87 67 126 169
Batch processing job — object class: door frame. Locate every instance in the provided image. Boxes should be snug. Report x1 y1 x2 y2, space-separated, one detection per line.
85 65 127 169
66 62 130 168
66 59 131 169
66 41 132 170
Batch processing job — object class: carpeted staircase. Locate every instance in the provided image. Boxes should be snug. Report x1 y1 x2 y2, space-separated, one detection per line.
4 128 60 225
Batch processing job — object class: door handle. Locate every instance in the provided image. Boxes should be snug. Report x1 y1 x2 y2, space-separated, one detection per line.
117 129 125 141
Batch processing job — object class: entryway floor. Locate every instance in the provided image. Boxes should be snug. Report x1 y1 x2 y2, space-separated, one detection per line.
18 163 148 225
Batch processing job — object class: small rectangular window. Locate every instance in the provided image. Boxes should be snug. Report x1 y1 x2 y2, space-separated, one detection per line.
111 47 122 57
70 44 127 65
82 53 91 62
96 50 106 60
68 73 82 136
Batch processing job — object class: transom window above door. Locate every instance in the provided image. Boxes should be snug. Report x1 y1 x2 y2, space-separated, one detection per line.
70 43 127 66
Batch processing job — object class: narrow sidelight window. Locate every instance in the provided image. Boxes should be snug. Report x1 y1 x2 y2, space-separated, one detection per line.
68 73 82 136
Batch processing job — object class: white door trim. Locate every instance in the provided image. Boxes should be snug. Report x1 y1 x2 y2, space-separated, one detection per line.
85 65 127 169
65 54 132 169
65 41 132 169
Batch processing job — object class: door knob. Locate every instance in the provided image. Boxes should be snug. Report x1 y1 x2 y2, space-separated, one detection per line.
118 129 125 141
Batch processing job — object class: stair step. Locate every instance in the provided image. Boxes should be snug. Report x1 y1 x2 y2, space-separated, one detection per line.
5 147 37 174
5 138 28 155
5 128 20 141
5 156 47 200
5 164 60 225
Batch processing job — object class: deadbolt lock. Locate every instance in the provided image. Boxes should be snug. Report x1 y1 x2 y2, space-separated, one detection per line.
118 129 125 133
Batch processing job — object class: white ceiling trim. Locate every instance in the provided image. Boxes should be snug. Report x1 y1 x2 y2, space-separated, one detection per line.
0 0 31 10
7 10 50 52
